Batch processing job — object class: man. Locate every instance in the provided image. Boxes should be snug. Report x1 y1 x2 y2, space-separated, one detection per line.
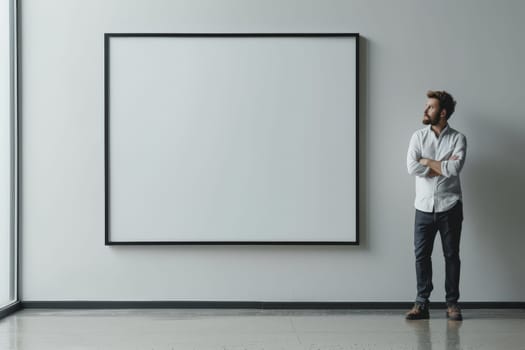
406 90 467 321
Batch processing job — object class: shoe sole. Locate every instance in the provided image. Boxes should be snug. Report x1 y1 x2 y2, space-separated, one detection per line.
447 314 463 321
405 314 429 320
446 311 463 321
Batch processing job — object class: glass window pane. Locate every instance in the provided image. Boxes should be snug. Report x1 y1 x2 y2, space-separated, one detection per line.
0 0 15 308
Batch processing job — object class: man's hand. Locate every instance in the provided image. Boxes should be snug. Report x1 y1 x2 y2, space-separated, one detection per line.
419 155 458 177
428 169 440 177
419 158 442 176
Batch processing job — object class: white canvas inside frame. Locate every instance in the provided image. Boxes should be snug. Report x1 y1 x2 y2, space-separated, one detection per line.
107 35 358 243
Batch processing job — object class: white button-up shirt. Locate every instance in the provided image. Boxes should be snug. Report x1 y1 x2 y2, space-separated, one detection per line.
407 124 467 213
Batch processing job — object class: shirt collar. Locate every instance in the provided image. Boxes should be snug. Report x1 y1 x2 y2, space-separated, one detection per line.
427 123 450 137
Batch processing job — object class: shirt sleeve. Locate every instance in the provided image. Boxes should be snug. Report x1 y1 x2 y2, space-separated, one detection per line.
407 132 430 177
440 133 467 178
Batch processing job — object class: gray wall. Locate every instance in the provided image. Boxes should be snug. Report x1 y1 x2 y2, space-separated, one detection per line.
21 0 525 302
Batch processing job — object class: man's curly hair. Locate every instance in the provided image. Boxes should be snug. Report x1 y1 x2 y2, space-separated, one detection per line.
427 90 457 120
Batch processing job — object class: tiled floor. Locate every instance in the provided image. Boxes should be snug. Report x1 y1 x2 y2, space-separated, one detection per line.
1 308 524 350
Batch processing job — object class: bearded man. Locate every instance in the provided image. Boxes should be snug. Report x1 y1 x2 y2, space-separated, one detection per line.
406 90 467 321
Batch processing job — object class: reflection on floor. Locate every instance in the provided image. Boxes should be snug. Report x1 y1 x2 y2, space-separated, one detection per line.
1 309 524 349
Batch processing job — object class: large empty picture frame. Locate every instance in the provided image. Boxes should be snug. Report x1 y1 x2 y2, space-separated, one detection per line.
105 33 359 245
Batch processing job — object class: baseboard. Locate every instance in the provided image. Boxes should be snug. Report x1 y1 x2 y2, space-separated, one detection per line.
20 301 525 310
0 301 22 320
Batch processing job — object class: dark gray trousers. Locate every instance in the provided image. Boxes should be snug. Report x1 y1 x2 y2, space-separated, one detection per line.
414 201 463 306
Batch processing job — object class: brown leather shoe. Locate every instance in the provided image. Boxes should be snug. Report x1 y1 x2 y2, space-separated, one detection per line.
405 303 429 320
447 304 463 321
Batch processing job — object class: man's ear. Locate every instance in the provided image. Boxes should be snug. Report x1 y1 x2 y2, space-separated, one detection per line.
440 108 447 119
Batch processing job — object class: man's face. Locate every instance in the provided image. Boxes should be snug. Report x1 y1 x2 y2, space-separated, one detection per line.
423 98 443 125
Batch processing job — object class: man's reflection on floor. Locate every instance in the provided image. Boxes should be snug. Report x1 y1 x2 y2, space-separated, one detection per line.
406 318 462 350
446 320 462 350
406 319 432 350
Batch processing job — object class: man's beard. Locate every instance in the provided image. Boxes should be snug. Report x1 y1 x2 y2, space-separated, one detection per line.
422 114 440 125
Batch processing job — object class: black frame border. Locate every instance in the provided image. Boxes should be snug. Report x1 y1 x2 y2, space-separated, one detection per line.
104 33 360 246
